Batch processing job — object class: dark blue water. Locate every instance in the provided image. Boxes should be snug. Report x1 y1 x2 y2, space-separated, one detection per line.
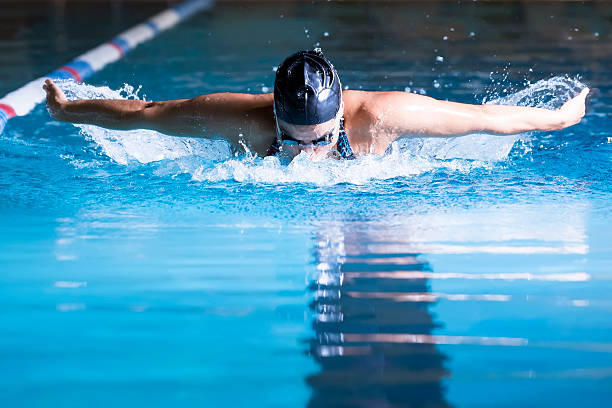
1 2 611 407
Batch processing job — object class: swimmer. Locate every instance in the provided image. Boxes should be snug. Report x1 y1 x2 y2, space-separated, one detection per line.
43 49 589 160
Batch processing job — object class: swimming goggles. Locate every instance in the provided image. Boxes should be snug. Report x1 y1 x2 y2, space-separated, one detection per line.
274 114 338 148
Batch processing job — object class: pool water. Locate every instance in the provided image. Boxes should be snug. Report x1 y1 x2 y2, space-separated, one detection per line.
1 1 611 407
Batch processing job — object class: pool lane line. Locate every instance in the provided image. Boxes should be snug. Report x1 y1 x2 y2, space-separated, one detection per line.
0 0 213 135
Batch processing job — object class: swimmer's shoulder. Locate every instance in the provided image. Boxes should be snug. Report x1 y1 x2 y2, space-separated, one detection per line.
342 90 367 111
344 89 429 109
342 90 371 123
343 89 432 128
343 90 424 154
187 92 275 152
342 91 377 154
343 90 397 118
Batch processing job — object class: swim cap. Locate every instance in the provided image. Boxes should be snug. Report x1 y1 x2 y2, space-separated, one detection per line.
274 49 342 125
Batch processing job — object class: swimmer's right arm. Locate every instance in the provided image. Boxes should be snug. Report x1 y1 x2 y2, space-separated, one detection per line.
43 79 275 143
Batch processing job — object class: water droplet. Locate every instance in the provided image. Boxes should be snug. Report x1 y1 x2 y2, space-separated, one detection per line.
572 299 589 307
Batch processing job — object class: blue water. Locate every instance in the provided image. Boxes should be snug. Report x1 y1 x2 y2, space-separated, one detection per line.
1 2 611 407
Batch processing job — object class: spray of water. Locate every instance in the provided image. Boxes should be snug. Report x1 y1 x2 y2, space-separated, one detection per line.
60 81 231 166
59 76 586 185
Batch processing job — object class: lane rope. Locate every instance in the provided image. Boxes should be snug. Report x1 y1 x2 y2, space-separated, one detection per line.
0 0 213 134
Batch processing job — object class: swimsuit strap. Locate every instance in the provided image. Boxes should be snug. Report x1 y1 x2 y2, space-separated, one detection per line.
336 118 356 160
266 137 282 156
266 117 355 160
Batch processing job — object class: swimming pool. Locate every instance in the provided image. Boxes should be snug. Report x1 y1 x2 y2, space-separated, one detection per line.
1 1 611 407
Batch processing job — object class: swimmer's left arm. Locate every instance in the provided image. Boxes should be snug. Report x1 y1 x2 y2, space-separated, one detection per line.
369 88 589 144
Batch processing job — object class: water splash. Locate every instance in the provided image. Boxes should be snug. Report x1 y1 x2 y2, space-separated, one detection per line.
401 76 586 161
486 75 584 109
59 80 231 165
62 76 586 185
190 146 489 185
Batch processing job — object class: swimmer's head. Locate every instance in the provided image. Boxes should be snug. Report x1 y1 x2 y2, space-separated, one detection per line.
275 111 343 160
274 49 342 126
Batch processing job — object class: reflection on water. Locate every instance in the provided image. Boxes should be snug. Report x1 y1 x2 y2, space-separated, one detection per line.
307 223 452 408
304 200 611 407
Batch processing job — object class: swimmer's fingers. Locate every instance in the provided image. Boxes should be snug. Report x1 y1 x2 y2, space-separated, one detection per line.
43 78 55 93
43 79 68 119
43 79 67 102
558 87 589 128
574 87 589 106
560 88 589 108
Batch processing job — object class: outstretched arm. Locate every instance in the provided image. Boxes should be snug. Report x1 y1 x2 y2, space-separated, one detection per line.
44 79 161 130
43 79 275 146
369 87 589 144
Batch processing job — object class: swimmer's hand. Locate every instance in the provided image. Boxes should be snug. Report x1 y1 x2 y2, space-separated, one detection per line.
43 79 68 120
556 87 589 129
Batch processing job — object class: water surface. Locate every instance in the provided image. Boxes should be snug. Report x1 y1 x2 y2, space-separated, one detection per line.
1 1 611 407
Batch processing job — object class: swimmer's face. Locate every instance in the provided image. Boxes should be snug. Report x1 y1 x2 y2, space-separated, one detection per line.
275 107 343 160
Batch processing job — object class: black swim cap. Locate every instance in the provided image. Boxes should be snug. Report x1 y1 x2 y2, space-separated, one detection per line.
274 49 342 125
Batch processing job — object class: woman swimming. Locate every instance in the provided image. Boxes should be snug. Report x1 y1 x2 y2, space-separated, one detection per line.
43 49 589 161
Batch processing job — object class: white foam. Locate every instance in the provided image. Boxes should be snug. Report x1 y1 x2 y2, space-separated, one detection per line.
64 76 586 184
192 147 490 185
